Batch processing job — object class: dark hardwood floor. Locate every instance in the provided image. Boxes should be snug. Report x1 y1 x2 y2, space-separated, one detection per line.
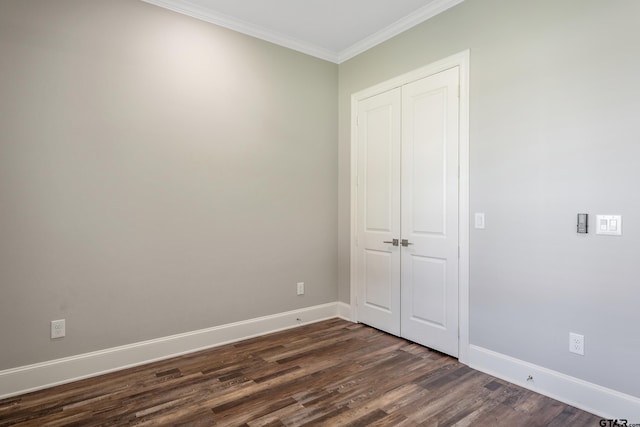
0 318 600 426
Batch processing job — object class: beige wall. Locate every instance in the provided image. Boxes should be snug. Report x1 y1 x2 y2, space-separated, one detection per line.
3 0 640 403
339 0 640 398
0 0 338 369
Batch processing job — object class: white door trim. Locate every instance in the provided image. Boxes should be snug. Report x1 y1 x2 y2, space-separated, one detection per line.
349 50 470 364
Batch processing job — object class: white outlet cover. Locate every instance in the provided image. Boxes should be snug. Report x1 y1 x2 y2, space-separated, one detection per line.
474 213 485 229
569 332 584 356
51 319 66 339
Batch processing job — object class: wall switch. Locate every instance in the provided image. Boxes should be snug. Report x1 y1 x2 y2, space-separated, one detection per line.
297 282 305 295
577 213 588 234
596 215 622 236
474 213 485 229
569 332 584 355
51 319 66 339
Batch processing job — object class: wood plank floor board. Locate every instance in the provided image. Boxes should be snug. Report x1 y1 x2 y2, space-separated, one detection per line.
0 319 601 426
365 412 414 427
512 393 565 426
413 372 496 425
322 384 422 426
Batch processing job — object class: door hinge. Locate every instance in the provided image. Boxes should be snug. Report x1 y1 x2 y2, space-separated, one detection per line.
458 246 460 258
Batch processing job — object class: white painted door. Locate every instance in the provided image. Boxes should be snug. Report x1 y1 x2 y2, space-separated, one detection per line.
400 67 459 356
356 88 402 336
356 67 460 357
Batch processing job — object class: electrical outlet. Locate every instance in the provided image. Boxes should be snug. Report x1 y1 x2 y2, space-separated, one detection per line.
297 282 305 295
569 332 584 355
51 319 66 339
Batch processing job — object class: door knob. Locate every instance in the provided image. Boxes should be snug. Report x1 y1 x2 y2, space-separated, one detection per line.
401 239 413 247
383 239 399 246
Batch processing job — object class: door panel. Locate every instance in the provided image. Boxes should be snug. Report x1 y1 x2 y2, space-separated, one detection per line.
363 249 394 311
410 87 447 235
408 255 447 327
356 88 401 336
401 67 460 356
364 105 394 231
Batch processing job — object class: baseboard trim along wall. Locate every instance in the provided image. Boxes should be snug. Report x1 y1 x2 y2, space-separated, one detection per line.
468 344 640 421
3 308 639 421
0 302 341 400
336 301 352 321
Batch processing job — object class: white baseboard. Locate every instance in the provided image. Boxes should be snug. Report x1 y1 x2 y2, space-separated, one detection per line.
0 302 341 400
336 301 352 321
468 344 640 421
5 312 637 421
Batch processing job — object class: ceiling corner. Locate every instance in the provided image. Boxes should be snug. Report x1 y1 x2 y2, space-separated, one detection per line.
337 0 465 63
141 0 464 64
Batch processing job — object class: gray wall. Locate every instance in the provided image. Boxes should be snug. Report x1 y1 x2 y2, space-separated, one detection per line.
2 0 639 403
339 0 640 398
0 0 338 369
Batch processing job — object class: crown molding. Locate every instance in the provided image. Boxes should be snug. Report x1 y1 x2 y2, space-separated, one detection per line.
338 0 465 63
140 0 340 62
141 0 464 64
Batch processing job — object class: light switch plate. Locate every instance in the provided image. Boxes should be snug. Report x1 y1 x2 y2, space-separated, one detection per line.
596 215 622 236
474 213 485 229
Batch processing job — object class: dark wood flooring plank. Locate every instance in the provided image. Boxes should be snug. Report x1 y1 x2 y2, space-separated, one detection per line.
0 319 601 426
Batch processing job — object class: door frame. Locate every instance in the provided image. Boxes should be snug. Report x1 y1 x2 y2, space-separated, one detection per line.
349 50 470 364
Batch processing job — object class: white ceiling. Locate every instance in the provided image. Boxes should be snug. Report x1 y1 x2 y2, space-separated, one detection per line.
141 0 464 63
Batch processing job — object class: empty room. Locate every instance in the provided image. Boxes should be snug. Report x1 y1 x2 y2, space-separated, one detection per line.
0 0 638 425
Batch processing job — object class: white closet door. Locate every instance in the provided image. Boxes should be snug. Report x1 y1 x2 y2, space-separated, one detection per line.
400 67 460 356
356 88 402 335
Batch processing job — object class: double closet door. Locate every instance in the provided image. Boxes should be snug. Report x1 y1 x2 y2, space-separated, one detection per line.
356 67 460 357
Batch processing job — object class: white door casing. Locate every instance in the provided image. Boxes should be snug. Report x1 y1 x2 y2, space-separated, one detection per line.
350 51 469 362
